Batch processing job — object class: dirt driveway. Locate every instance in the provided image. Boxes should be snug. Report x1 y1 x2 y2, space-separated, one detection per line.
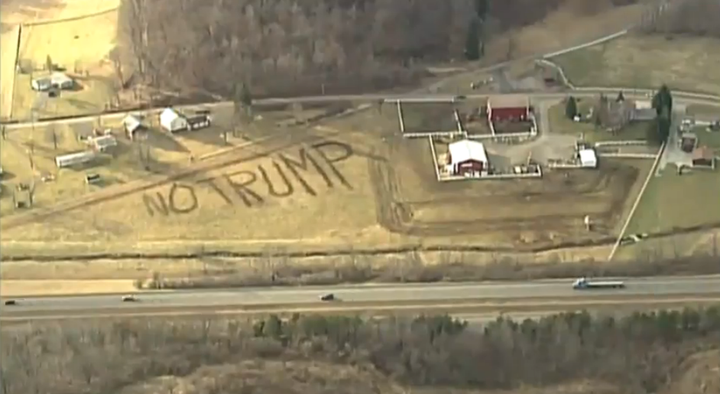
486 99 577 167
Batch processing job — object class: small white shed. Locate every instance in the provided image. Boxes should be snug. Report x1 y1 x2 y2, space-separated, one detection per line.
579 149 598 168
159 108 188 133
31 72 74 91
123 114 145 140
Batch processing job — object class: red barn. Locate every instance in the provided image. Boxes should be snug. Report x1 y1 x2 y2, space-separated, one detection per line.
448 140 489 176
487 95 530 122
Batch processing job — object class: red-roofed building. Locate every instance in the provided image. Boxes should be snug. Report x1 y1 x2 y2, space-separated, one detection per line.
487 95 530 123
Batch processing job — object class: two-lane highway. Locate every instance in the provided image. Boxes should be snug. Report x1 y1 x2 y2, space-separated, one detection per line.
3 276 719 321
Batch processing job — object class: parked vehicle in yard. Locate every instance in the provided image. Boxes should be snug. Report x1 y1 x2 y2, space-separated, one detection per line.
572 277 625 290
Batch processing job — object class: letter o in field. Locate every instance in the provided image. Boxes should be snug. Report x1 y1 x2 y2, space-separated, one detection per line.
168 183 198 214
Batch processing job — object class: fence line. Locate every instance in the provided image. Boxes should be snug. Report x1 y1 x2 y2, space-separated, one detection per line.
608 141 667 261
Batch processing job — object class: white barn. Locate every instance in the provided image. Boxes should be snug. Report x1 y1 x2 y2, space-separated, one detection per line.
447 139 489 176
159 108 189 133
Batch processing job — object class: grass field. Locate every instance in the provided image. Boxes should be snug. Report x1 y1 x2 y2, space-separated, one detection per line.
625 167 720 237
0 99 650 260
686 105 720 119
399 102 459 134
11 9 119 119
547 100 650 143
552 34 720 94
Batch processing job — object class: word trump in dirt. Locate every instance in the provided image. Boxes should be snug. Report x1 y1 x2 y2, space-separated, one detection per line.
141 140 354 217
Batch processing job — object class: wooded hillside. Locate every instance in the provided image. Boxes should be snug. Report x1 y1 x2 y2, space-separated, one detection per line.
2 308 720 394
118 0 641 99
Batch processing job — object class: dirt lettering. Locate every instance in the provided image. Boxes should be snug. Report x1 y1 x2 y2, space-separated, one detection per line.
141 140 354 217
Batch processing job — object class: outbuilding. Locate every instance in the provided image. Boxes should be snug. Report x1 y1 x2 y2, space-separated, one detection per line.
692 146 715 168
123 114 145 140
160 108 189 133
487 94 530 123
578 148 598 168
55 151 96 168
448 139 489 176
88 135 117 152
31 72 74 91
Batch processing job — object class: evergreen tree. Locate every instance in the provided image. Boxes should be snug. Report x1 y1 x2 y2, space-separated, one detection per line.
652 84 673 116
464 18 481 61
616 91 625 102
474 0 489 19
565 96 578 119
239 82 253 108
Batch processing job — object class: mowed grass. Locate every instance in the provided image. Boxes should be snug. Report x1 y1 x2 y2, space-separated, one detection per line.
11 10 119 119
552 34 720 94
547 100 650 142
625 169 720 236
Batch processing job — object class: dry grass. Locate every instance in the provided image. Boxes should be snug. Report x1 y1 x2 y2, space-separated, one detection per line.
11 9 119 119
2 139 388 247
0 26 20 120
1 279 136 297
0 0 120 25
430 1 653 95
117 360 404 394
0 124 150 216
553 34 720 94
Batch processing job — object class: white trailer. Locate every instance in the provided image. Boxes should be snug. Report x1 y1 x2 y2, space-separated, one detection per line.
572 277 625 290
55 151 96 168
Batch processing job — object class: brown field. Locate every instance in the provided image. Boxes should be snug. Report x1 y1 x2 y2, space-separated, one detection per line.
0 99 649 261
552 34 720 94
0 25 20 120
11 9 119 120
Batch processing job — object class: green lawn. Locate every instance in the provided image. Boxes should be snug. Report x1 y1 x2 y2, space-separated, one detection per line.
552 35 720 95
548 101 650 143
626 169 720 236
696 128 720 149
686 105 720 119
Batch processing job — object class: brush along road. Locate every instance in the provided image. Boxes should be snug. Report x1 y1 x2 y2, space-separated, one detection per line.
2 276 720 321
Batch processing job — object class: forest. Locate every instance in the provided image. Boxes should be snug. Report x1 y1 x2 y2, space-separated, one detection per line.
2 307 720 394
118 0 642 99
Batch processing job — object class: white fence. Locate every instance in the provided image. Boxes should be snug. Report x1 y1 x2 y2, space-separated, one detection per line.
404 131 465 139
598 153 657 159
594 140 648 147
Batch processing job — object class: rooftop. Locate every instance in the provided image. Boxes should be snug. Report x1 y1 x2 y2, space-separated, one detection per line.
448 139 488 164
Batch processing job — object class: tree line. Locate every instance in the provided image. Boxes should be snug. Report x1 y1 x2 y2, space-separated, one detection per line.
2 306 720 394
641 0 720 37
117 0 640 101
